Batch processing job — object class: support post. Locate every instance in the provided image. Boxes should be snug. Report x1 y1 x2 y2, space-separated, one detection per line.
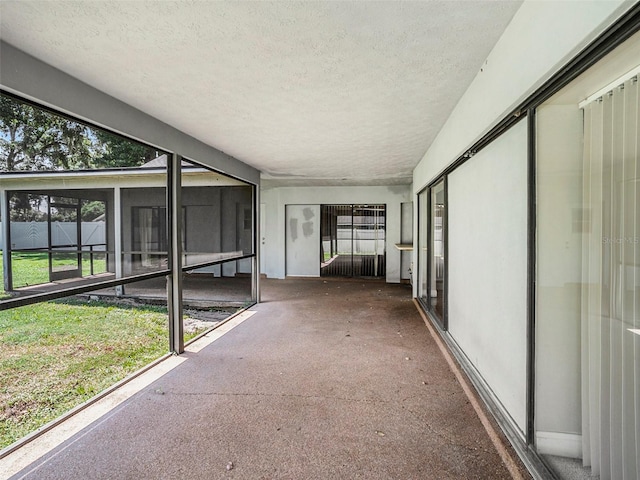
114 187 124 296
526 109 537 446
167 153 184 354
1 189 11 292
253 184 259 303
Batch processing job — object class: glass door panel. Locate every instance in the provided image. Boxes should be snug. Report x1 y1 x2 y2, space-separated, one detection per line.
49 199 82 281
417 190 429 305
429 180 446 327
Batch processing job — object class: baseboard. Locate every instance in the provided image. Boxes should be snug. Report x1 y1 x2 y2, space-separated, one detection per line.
536 431 582 458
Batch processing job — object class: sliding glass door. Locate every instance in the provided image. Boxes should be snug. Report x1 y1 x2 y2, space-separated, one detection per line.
417 180 447 328
536 61 639 479
580 74 639 479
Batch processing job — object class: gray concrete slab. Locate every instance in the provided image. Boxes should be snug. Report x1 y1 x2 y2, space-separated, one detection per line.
8 278 529 479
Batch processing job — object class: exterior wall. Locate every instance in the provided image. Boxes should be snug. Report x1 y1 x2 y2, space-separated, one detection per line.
285 205 321 277
447 120 528 434
413 0 637 470
261 185 411 282
220 186 253 276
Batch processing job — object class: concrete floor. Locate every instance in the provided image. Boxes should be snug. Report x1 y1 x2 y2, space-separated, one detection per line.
6 278 530 479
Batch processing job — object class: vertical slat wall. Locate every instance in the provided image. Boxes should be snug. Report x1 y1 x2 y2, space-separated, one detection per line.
320 205 385 278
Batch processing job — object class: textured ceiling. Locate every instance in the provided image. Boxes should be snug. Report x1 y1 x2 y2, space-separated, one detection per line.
0 1 522 186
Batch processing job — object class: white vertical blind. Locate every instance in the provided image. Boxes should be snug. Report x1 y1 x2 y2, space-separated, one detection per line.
581 74 639 480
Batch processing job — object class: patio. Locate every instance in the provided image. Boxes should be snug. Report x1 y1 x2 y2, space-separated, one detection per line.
2 278 528 479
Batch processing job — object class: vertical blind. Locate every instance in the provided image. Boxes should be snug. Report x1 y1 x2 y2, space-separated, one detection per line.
581 73 639 479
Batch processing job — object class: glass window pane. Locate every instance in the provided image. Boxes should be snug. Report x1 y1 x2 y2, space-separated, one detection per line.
417 190 428 304
1 94 169 304
536 71 640 478
430 181 446 325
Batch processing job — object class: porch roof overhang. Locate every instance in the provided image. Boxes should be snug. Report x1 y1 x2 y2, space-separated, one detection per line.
0 167 248 190
0 1 524 187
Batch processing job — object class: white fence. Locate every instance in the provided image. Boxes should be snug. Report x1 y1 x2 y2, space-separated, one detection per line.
0 221 106 250
326 227 386 255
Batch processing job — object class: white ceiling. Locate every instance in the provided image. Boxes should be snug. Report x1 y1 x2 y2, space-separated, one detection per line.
0 0 522 186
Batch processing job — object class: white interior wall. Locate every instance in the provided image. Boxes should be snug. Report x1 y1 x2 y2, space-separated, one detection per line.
413 0 630 191
261 185 411 282
535 104 584 456
448 121 528 434
285 205 321 277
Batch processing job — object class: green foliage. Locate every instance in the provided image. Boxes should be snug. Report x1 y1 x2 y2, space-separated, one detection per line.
0 253 221 447
0 95 96 171
1 94 159 172
93 130 156 168
0 300 169 447
0 252 106 291
8 192 47 222
80 200 106 221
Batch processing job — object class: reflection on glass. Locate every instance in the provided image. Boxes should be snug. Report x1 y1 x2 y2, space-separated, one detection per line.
536 73 639 478
132 206 168 270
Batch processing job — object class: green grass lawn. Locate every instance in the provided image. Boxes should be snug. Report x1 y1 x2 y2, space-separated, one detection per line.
0 251 106 290
0 252 213 449
0 299 172 448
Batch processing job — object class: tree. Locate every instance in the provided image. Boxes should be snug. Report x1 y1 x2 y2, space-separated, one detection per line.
0 95 97 171
93 130 157 168
1 94 159 172
81 200 106 221
9 193 47 222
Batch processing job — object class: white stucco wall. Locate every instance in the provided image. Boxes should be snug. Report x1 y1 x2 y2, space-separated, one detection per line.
285 205 321 277
261 185 411 282
411 0 635 449
448 120 528 434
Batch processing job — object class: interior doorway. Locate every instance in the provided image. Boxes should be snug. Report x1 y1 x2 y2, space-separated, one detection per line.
320 204 386 278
